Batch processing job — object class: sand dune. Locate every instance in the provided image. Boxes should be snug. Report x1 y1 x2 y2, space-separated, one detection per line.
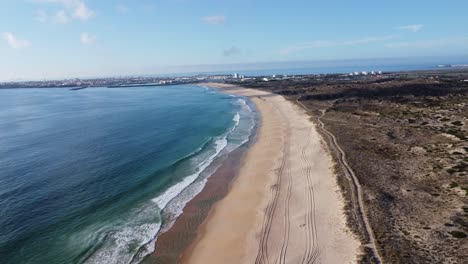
182 84 359 264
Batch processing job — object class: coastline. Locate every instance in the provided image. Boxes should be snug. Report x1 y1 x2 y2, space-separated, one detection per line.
179 83 360 263
142 85 258 263
144 146 250 263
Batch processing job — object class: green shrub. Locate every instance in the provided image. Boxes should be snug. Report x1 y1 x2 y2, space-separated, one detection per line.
446 168 457 174
449 231 467 238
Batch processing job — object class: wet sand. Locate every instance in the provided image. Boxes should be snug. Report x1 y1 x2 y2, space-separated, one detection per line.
181 84 360 264
144 143 250 263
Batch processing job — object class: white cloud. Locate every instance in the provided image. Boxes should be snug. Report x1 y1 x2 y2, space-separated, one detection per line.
280 41 336 54
281 35 398 54
397 24 424 32
34 0 94 22
223 46 241 56
72 0 93 20
386 37 468 49
2 32 31 49
116 4 129 14
80 32 96 45
36 10 49 23
344 36 399 45
54 10 70 23
202 16 225 25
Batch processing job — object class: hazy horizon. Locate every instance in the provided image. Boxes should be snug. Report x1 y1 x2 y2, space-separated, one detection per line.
2 54 468 82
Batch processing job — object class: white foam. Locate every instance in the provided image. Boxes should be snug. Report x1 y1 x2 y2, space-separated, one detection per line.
236 98 253 112
233 113 240 126
160 176 209 233
85 219 161 264
236 98 246 105
151 137 227 210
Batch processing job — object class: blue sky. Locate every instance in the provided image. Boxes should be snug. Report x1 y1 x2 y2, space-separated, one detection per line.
1 0 468 80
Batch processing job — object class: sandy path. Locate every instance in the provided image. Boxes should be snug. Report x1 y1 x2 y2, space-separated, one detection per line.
182 84 359 264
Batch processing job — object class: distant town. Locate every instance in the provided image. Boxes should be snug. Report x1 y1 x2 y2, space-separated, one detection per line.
1 66 467 89
0 70 391 89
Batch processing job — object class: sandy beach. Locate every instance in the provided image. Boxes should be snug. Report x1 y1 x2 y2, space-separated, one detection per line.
180 84 360 264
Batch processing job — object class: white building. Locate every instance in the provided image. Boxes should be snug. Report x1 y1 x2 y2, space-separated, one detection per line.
233 73 239 79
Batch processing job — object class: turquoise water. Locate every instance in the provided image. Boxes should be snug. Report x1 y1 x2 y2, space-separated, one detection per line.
0 85 256 264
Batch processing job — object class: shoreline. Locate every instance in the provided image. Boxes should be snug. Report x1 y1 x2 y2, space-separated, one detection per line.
180 84 360 263
142 85 259 263
144 146 250 263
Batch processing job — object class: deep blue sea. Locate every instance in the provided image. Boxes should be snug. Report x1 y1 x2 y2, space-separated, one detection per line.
0 85 255 264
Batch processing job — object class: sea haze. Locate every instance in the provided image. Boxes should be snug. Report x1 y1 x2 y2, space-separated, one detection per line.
0 85 256 264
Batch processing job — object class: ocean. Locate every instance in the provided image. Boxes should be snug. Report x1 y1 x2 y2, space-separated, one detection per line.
0 85 256 264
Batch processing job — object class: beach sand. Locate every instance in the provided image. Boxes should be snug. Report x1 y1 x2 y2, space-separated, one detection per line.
180 84 360 264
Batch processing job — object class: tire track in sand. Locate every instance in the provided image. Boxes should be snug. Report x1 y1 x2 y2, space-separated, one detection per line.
255 102 290 264
276 108 293 264
299 129 320 264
